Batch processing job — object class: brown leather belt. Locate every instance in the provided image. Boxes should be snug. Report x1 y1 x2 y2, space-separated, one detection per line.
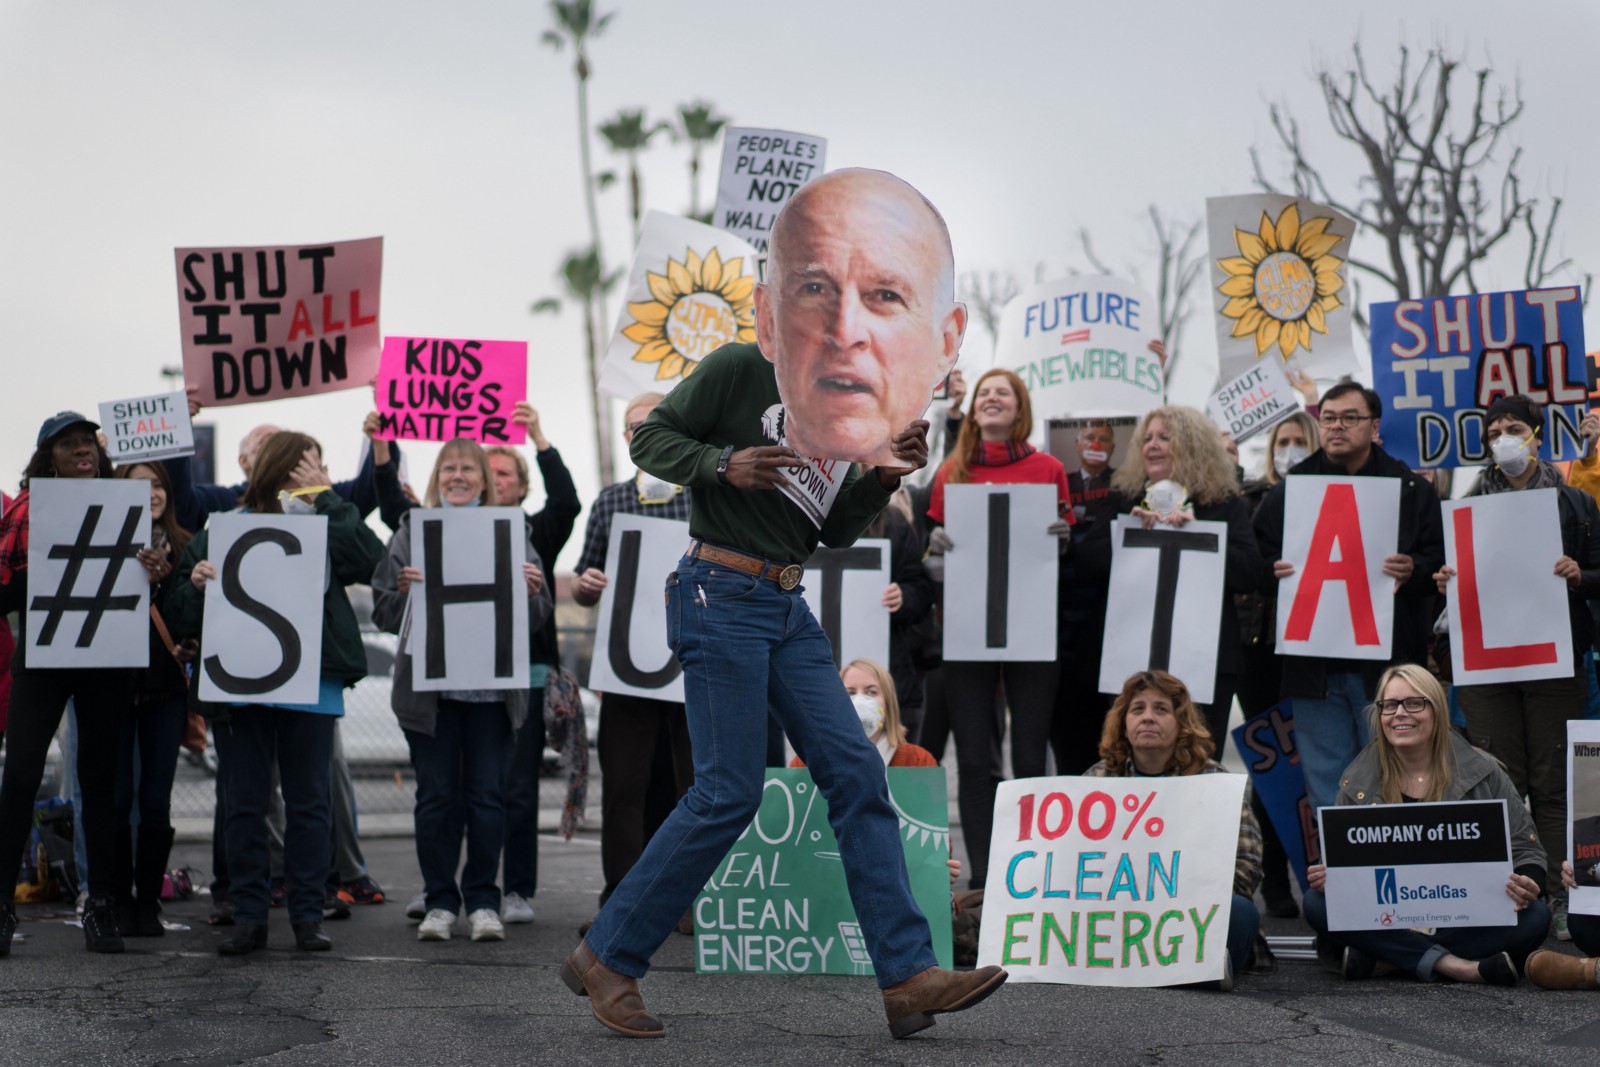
686 540 804 590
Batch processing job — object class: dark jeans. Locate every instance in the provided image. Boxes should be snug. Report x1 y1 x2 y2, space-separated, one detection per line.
406 699 510 915
1304 887 1551 980
501 688 545 898
0 670 124 899
918 666 950 759
597 692 692 901
1568 912 1600 957
114 694 186 833
1226 893 1261 975
944 659 1058 888
214 708 336 926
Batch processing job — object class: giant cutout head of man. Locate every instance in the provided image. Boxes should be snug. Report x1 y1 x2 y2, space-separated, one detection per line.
756 169 966 465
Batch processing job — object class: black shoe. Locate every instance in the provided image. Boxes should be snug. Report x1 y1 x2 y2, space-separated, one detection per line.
1478 951 1519 987
0 901 16 957
131 901 165 938
208 894 236 927
1313 934 1342 974
293 922 332 951
1263 892 1300 919
217 924 268 956
1341 946 1378 981
323 890 351 921
83 898 125 954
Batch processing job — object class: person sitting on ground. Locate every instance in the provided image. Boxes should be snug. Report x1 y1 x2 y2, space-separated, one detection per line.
1082 669 1263 985
1304 663 1549 986
1528 861 1600 989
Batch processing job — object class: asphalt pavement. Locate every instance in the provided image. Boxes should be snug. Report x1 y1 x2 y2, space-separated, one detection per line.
8 819 1600 1066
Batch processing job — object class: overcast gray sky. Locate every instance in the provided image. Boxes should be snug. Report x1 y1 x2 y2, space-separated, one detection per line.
3 0 1595 565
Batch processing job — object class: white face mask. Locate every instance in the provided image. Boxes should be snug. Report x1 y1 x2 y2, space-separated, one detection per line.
1081 448 1109 465
636 471 681 505
1274 444 1310 477
1490 433 1533 477
851 692 884 738
278 491 316 516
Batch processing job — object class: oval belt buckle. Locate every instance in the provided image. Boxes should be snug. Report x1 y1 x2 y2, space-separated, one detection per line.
777 564 803 590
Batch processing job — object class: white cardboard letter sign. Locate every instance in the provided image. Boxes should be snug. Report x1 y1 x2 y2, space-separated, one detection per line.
589 513 689 701
409 508 529 692
802 538 891 670
942 485 1058 661
1277 476 1399 660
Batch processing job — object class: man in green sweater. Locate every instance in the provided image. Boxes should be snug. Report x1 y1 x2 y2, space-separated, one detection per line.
561 170 1006 1040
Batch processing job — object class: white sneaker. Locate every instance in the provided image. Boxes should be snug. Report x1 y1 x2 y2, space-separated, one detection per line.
406 893 427 921
468 909 505 942
501 892 535 924
417 909 456 941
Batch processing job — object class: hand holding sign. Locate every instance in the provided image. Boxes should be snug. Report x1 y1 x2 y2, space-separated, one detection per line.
726 445 804 490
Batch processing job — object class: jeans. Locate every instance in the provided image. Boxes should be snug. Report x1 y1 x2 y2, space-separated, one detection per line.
501 688 545 898
1459 673 1587 895
1226 893 1261 975
405 699 510 915
329 722 367 883
115 694 186 833
596 692 692 902
1304 888 1551 980
944 659 1058 889
213 708 336 926
1291 671 1372 814
1568 911 1600 957
0 671 124 900
584 556 938 988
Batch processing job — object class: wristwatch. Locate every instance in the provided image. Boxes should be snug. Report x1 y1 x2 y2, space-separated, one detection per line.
715 445 734 486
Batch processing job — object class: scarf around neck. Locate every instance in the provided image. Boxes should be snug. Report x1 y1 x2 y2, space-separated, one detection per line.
972 440 1036 467
1468 458 1565 497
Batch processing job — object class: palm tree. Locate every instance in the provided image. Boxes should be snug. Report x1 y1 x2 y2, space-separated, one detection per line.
533 247 623 482
678 100 728 221
542 0 616 483
598 109 676 241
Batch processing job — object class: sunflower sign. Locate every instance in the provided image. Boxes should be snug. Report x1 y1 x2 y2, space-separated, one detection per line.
598 211 761 400
1205 195 1356 383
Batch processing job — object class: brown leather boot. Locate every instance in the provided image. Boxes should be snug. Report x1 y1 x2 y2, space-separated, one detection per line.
882 965 1007 1038
1527 949 1600 990
559 941 665 1038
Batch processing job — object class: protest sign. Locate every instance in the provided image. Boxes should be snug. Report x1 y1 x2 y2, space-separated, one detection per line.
1319 800 1514 931
588 513 689 701
1231 702 1316 891
176 237 383 405
25 479 150 669
407 508 529 692
198 512 328 704
800 539 890 670
712 127 827 255
1568 721 1600 916
994 276 1166 429
1442 490 1572 685
1277 475 1399 660
1098 515 1227 703
942 485 1059 661
599 211 760 401
695 767 951 975
98 391 194 463
978 774 1243 985
375 337 527 444
1047 416 1136 525
1206 194 1356 383
1371 286 1588 467
1208 359 1299 443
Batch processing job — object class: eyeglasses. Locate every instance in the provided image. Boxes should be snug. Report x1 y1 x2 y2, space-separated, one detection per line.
1377 697 1430 716
1319 411 1377 429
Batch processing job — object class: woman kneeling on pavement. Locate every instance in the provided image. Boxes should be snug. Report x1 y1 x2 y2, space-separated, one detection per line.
371 438 553 944
1304 663 1550 985
1081 670 1264 985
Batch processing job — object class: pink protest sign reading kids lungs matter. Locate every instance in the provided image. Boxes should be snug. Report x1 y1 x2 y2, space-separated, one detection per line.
175 237 383 406
374 336 528 444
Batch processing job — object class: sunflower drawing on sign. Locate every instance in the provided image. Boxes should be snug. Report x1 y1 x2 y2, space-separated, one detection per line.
620 247 756 382
1216 203 1345 361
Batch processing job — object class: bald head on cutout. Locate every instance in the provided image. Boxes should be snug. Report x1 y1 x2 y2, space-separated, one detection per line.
756 169 966 464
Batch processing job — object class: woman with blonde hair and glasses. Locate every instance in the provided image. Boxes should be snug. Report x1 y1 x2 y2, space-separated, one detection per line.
1304 663 1550 986
1078 405 1263 758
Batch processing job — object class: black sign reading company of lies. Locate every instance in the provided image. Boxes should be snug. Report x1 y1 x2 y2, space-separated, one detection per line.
1321 801 1510 868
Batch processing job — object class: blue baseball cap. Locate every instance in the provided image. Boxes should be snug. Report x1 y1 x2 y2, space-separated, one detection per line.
37 411 100 447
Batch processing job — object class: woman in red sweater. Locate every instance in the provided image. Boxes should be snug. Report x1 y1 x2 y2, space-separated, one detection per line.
925 368 1072 888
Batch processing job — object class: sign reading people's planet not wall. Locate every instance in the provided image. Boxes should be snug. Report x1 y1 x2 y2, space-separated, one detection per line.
375 337 528 444
712 127 827 255
175 237 383 406
98 391 195 463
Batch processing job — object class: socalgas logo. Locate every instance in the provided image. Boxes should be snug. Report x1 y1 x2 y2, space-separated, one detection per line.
1373 866 1468 904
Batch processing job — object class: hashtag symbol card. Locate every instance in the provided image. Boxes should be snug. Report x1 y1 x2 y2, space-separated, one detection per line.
26 479 151 668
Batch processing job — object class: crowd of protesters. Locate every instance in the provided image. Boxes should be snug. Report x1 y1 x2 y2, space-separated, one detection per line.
4 368 1600 993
